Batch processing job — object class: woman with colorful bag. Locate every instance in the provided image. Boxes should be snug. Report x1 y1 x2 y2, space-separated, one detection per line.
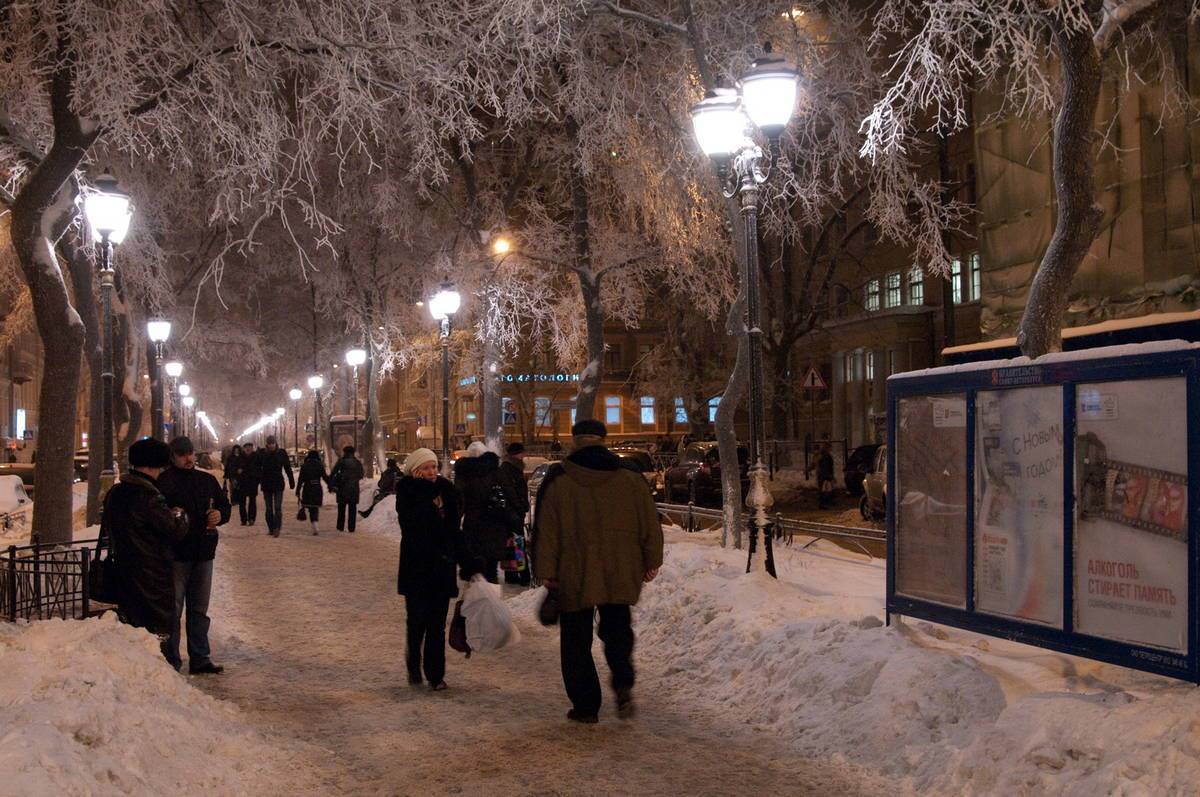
396 448 462 691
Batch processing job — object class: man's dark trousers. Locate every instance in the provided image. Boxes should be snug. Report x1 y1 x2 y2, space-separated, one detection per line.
405 593 450 683
263 489 284 533
559 604 635 715
239 493 257 524
165 559 214 669
336 500 357 532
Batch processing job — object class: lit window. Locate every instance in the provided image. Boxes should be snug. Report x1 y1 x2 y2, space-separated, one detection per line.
708 396 721 423
969 252 982 301
535 397 551 426
674 398 688 424
865 279 880 311
15 409 25 440
866 350 875 381
570 408 576 426
605 395 621 427
908 266 924 305
844 352 855 382
950 259 963 304
640 396 655 426
884 273 901 308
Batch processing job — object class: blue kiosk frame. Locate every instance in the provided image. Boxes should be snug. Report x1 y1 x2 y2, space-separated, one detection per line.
886 343 1200 682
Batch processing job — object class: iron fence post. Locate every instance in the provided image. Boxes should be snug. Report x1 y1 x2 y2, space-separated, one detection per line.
6 545 15 622
80 548 90 619
31 536 41 620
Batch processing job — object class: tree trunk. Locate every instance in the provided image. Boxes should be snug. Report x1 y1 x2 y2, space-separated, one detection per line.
1016 26 1104 357
715 312 748 550
481 328 504 452
60 224 105 526
567 120 604 423
363 348 381 478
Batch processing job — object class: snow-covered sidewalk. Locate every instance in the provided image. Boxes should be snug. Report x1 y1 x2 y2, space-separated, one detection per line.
195 490 876 796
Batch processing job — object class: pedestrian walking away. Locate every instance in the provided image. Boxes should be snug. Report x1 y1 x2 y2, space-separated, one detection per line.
807 442 835 509
296 449 328 535
256 435 296 537
360 458 401 518
100 437 191 664
223 444 244 510
395 448 462 691
533 420 664 724
157 436 232 674
328 446 365 532
497 441 531 585
235 441 261 526
455 441 521 584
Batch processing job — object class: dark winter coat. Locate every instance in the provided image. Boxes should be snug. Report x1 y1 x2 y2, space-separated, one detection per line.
102 471 191 635
223 449 244 499
396 475 462 598
157 465 232 562
328 455 365 503
815 452 835 483
532 445 663 613
497 458 530 519
256 446 295 492
455 452 520 562
377 464 401 495
235 450 262 495
296 456 327 507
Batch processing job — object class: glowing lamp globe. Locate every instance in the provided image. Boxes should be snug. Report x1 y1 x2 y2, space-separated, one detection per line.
182 396 195 408
345 348 367 367
289 388 303 401
178 383 191 398
307 375 324 391
164 361 183 378
275 407 285 416
739 56 799 139
492 237 511 255
146 319 171 343
84 174 133 244
690 89 745 160
428 283 461 322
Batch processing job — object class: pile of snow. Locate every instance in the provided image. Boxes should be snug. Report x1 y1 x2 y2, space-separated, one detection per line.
512 529 1200 794
0 613 319 795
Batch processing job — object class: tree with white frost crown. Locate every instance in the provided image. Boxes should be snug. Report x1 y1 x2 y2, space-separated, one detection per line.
861 0 1197 357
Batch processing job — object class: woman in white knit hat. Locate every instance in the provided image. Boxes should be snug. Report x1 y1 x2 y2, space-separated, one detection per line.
395 448 462 690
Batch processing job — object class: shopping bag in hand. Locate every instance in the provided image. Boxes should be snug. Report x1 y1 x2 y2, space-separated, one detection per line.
460 575 521 652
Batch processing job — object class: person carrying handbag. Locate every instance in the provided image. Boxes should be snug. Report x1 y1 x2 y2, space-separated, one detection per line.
395 448 462 691
296 449 327 535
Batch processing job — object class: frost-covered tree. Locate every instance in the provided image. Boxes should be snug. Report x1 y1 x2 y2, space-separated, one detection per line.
861 0 1197 356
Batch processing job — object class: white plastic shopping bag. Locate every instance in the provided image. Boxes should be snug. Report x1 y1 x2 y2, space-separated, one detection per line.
460 575 521 652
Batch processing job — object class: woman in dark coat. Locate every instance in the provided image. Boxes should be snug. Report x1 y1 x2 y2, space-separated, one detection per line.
327 445 365 532
396 448 462 690
454 447 520 584
223 445 243 505
295 450 327 535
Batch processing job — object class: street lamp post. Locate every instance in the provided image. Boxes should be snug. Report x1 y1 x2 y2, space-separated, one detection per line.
308 375 325 458
164 361 183 437
429 282 461 477
147 320 171 441
182 395 195 439
345 348 367 456
178 384 192 440
274 407 284 444
690 52 798 576
83 174 132 484
289 387 302 454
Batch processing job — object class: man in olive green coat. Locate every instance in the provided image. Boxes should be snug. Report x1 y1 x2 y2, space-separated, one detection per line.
533 419 664 724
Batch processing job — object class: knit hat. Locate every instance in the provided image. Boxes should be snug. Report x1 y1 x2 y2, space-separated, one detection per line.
403 448 438 476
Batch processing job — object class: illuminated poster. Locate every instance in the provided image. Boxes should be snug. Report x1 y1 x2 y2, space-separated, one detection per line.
1074 378 1189 654
896 394 968 607
974 387 1064 627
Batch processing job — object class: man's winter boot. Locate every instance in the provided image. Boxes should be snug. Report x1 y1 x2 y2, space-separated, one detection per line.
616 688 635 719
566 709 599 724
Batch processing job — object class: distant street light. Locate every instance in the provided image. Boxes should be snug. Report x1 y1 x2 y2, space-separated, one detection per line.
690 51 797 575
146 320 171 441
164 361 183 437
491 236 511 255
308 374 324 457
345 348 367 455
429 281 461 476
178 383 191 398
181 394 195 438
83 173 133 485
289 387 302 452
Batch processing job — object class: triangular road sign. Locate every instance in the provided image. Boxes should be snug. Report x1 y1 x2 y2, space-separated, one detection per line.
801 366 827 390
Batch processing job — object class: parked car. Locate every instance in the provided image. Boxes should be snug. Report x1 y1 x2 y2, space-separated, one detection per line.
843 443 881 496
860 445 887 521
0 463 35 497
610 448 663 499
662 442 749 507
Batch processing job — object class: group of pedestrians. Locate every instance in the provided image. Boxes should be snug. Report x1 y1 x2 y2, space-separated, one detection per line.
102 436 229 674
102 417 664 724
396 420 663 722
223 439 367 535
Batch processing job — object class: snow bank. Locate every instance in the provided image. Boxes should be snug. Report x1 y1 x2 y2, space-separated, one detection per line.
514 531 1200 794
0 613 319 796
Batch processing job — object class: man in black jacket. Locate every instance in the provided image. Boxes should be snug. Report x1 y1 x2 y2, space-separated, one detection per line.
102 438 190 663
238 441 261 525
328 446 364 532
256 436 295 537
158 436 232 674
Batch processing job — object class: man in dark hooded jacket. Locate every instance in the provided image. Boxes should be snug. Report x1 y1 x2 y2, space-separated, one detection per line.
102 437 190 661
533 420 663 724
158 436 231 673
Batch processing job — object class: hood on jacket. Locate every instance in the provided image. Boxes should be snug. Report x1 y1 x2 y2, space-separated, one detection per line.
454 452 499 479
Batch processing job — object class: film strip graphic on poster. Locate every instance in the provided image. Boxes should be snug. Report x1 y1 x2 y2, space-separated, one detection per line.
1078 432 1188 541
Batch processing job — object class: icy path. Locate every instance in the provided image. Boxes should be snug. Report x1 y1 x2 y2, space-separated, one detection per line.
197 490 878 796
